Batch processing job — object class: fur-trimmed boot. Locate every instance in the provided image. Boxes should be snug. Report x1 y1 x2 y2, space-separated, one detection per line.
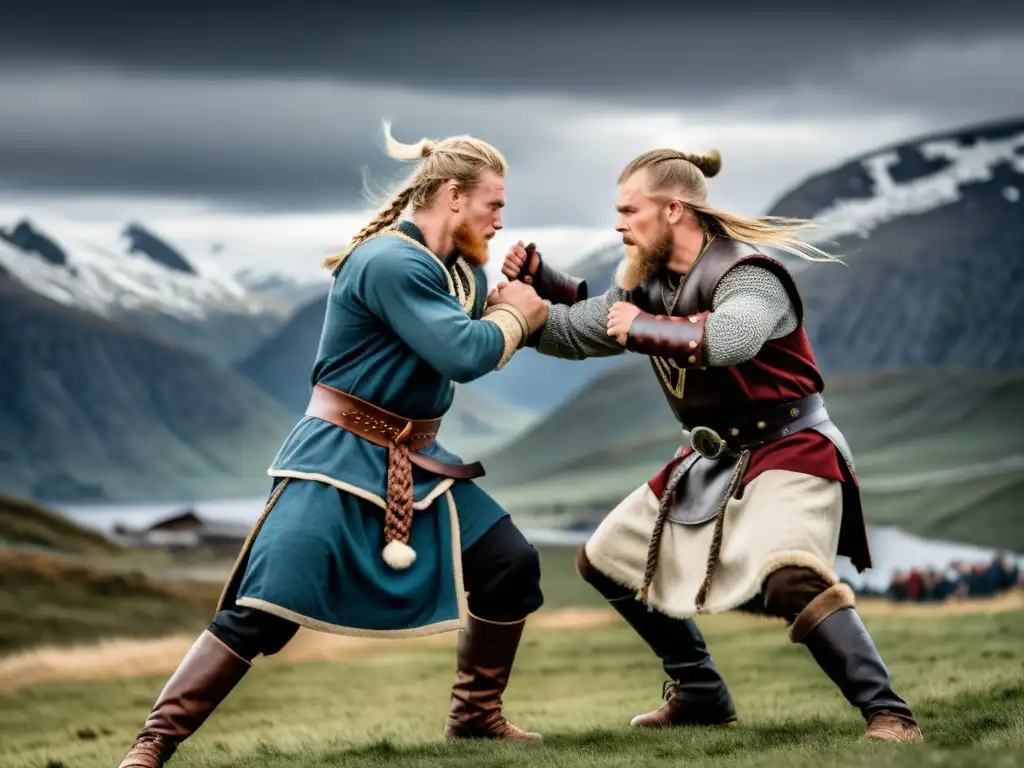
443 613 541 742
576 546 737 728
118 630 252 767
791 583 923 743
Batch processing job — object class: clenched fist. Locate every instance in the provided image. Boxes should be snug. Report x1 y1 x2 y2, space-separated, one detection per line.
489 279 549 332
607 301 642 345
501 240 539 283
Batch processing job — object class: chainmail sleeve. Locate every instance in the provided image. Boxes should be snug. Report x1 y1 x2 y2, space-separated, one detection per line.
704 264 799 367
534 286 631 360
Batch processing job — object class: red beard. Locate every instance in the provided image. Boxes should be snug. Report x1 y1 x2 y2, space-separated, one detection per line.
451 221 489 267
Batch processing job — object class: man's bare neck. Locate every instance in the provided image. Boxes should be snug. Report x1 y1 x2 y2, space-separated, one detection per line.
411 212 454 258
666 228 707 273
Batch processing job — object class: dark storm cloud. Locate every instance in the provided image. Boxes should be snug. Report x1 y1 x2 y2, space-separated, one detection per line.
0 72 613 218
0 0 1021 223
2 0 1021 101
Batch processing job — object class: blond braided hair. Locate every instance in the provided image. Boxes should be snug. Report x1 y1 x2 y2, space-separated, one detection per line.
323 121 508 271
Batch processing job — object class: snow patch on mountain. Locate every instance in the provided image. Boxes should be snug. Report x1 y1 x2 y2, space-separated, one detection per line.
0 214 264 320
808 130 1024 244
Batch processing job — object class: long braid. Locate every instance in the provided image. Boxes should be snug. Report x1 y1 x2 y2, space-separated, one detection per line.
321 120 508 274
321 184 417 271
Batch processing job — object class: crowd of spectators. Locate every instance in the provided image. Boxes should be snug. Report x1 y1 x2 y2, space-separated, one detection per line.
856 553 1022 602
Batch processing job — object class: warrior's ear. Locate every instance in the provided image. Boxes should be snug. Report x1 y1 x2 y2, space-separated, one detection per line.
445 180 464 211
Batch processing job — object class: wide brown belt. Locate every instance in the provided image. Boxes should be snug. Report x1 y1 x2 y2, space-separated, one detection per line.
304 382 484 570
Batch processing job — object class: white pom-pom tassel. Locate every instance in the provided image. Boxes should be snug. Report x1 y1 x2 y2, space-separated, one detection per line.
382 539 417 570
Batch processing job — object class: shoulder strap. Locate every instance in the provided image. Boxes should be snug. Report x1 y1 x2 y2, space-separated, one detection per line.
673 237 805 323
672 237 760 316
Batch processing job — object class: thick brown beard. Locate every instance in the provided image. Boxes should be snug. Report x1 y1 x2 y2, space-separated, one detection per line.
451 221 489 267
614 229 672 290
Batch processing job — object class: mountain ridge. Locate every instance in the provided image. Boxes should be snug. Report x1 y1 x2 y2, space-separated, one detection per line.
0 215 288 363
0 274 296 503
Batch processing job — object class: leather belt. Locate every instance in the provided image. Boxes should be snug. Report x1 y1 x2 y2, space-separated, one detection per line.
305 383 484 479
687 393 828 459
304 383 484 570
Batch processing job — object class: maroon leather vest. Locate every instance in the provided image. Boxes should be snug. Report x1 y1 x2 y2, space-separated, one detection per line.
626 237 825 429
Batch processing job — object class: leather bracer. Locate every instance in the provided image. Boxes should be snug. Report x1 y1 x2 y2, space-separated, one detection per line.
625 310 709 367
520 244 588 305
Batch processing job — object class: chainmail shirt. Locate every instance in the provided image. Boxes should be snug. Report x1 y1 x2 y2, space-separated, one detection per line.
535 264 798 366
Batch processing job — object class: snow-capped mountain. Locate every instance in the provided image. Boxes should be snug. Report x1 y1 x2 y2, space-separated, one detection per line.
0 215 287 361
771 119 1024 246
1 272 296 504
768 116 1024 374
0 215 264 319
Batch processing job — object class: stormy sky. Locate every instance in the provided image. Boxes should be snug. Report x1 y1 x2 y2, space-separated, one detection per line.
1 0 1021 282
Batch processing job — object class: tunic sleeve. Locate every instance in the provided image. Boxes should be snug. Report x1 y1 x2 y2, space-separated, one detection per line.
533 286 631 360
361 245 526 382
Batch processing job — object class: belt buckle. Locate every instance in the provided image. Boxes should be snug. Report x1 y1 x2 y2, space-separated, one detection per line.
689 426 726 460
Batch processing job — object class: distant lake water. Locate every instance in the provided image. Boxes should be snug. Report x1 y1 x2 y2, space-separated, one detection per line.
55 496 1022 593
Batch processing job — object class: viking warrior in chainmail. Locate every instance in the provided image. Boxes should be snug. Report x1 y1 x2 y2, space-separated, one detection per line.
118 126 551 767
497 148 923 743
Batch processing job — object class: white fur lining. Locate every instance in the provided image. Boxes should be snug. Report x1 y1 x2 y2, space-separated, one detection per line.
584 470 843 619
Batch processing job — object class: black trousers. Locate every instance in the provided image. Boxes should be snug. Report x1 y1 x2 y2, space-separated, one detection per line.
208 515 544 661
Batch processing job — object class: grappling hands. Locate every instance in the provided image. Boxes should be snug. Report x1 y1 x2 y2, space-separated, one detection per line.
606 302 642 345
501 240 540 283
487 279 549 333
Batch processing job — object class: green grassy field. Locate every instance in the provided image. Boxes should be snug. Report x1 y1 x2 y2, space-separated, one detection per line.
0 494 123 556
2 531 1023 768
2 600 1021 768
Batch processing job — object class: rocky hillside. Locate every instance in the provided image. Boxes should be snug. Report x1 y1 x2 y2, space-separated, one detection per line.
772 117 1024 373
0 275 296 503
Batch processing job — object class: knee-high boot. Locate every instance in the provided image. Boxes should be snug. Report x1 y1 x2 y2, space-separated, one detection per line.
118 630 252 767
576 546 737 727
790 583 923 742
444 613 542 742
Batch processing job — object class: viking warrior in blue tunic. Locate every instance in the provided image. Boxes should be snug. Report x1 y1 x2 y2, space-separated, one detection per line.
118 125 552 768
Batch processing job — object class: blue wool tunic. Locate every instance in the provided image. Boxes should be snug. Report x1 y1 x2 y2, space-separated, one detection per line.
218 220 516 638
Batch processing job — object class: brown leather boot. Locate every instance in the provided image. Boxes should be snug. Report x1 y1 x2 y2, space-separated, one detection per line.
618 609 738 728
865 711 925 742
631 680 739 728
791 584 923 743
575 545 738 729
443 614 541 742
118 630 251 767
